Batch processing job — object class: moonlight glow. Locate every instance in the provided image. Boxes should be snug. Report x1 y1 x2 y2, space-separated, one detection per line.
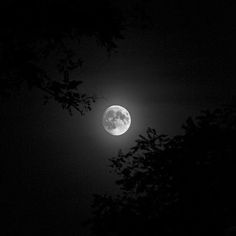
103 105 131 136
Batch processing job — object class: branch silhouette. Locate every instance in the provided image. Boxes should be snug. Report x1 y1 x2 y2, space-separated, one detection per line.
88 108 236 235
0 0 125 114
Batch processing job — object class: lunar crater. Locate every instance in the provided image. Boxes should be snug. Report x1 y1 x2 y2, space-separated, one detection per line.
103 105 131 136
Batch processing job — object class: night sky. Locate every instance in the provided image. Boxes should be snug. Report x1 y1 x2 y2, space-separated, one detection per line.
1 1 236 235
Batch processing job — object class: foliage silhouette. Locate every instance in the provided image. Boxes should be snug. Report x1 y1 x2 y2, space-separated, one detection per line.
89 108 236 235
0 0 126 114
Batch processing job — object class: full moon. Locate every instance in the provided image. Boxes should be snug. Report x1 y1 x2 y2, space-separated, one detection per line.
103 105 131 136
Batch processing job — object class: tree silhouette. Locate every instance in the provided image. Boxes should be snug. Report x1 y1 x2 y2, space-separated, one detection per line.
0 0 125 114
89 108 236 235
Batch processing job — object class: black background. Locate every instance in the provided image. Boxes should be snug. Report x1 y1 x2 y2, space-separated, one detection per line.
1 0 236 235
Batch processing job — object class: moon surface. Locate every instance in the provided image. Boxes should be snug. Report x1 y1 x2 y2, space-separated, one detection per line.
103 105 131 136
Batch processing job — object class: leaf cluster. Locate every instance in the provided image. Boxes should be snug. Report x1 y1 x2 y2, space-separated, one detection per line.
89 108 236 235
0 0 125 114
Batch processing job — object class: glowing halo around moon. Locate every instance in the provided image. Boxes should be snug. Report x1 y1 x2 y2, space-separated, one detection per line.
103 105 131 136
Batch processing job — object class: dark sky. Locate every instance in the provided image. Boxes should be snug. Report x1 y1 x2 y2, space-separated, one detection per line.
1 1 236 235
